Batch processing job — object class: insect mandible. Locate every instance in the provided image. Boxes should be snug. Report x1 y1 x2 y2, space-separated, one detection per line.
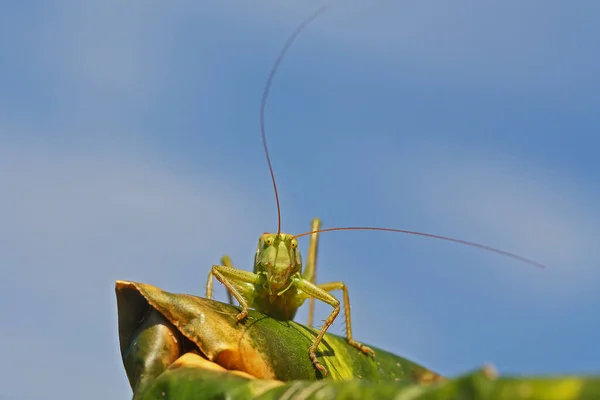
205 6 545 377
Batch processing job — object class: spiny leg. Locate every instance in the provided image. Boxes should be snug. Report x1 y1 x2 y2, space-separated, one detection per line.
317 281 375 358
293 276 342 376
220 256 236 305
303 218 322 328
206 265 260 322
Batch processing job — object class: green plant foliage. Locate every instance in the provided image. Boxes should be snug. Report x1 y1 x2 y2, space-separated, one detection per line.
116 281 600 399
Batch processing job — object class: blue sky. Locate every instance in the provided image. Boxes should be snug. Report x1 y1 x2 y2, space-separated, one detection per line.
1 1 599 399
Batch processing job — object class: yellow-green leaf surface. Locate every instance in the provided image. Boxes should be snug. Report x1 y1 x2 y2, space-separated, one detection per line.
116 281 439 382
131 361 600 400
116 280 600 399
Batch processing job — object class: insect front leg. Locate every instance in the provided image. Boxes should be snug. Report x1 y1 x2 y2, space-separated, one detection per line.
294 275 368 377
316 281 375 358
206 265 262 323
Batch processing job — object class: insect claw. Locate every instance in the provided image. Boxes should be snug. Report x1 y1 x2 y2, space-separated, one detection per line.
308 347 329 376
362 345 376 358
316 363 328 377
348 339 376 358
235 309 249 323
313 360 328 376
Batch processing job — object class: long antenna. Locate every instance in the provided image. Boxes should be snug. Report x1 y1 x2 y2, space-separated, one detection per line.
260 6 329 235
295 227 546 268
261 8 545 271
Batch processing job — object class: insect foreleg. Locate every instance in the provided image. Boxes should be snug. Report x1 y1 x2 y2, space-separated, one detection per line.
293 276 350 377
206 265 262 322
316 281 375 358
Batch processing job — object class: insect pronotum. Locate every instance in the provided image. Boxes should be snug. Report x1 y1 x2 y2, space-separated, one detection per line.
205 6 545 378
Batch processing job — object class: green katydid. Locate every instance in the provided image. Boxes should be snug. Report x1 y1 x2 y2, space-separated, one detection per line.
205 5 545 378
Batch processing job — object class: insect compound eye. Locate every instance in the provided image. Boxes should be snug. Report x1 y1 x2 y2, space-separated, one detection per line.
265 236 274 246
291 239 298 249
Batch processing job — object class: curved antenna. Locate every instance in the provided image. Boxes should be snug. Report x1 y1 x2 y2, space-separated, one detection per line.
260 6 329 235
295 226 546 268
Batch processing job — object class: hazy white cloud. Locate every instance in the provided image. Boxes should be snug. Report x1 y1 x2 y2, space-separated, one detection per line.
380 140 600 293
0 132 267 292
0 330 128 400
30 0 596 100
36 1 162 94
221 0 599 92
0 132 267 400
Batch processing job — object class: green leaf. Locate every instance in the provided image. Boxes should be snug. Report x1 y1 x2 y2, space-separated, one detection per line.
116 280 600 399
116 281 440 384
